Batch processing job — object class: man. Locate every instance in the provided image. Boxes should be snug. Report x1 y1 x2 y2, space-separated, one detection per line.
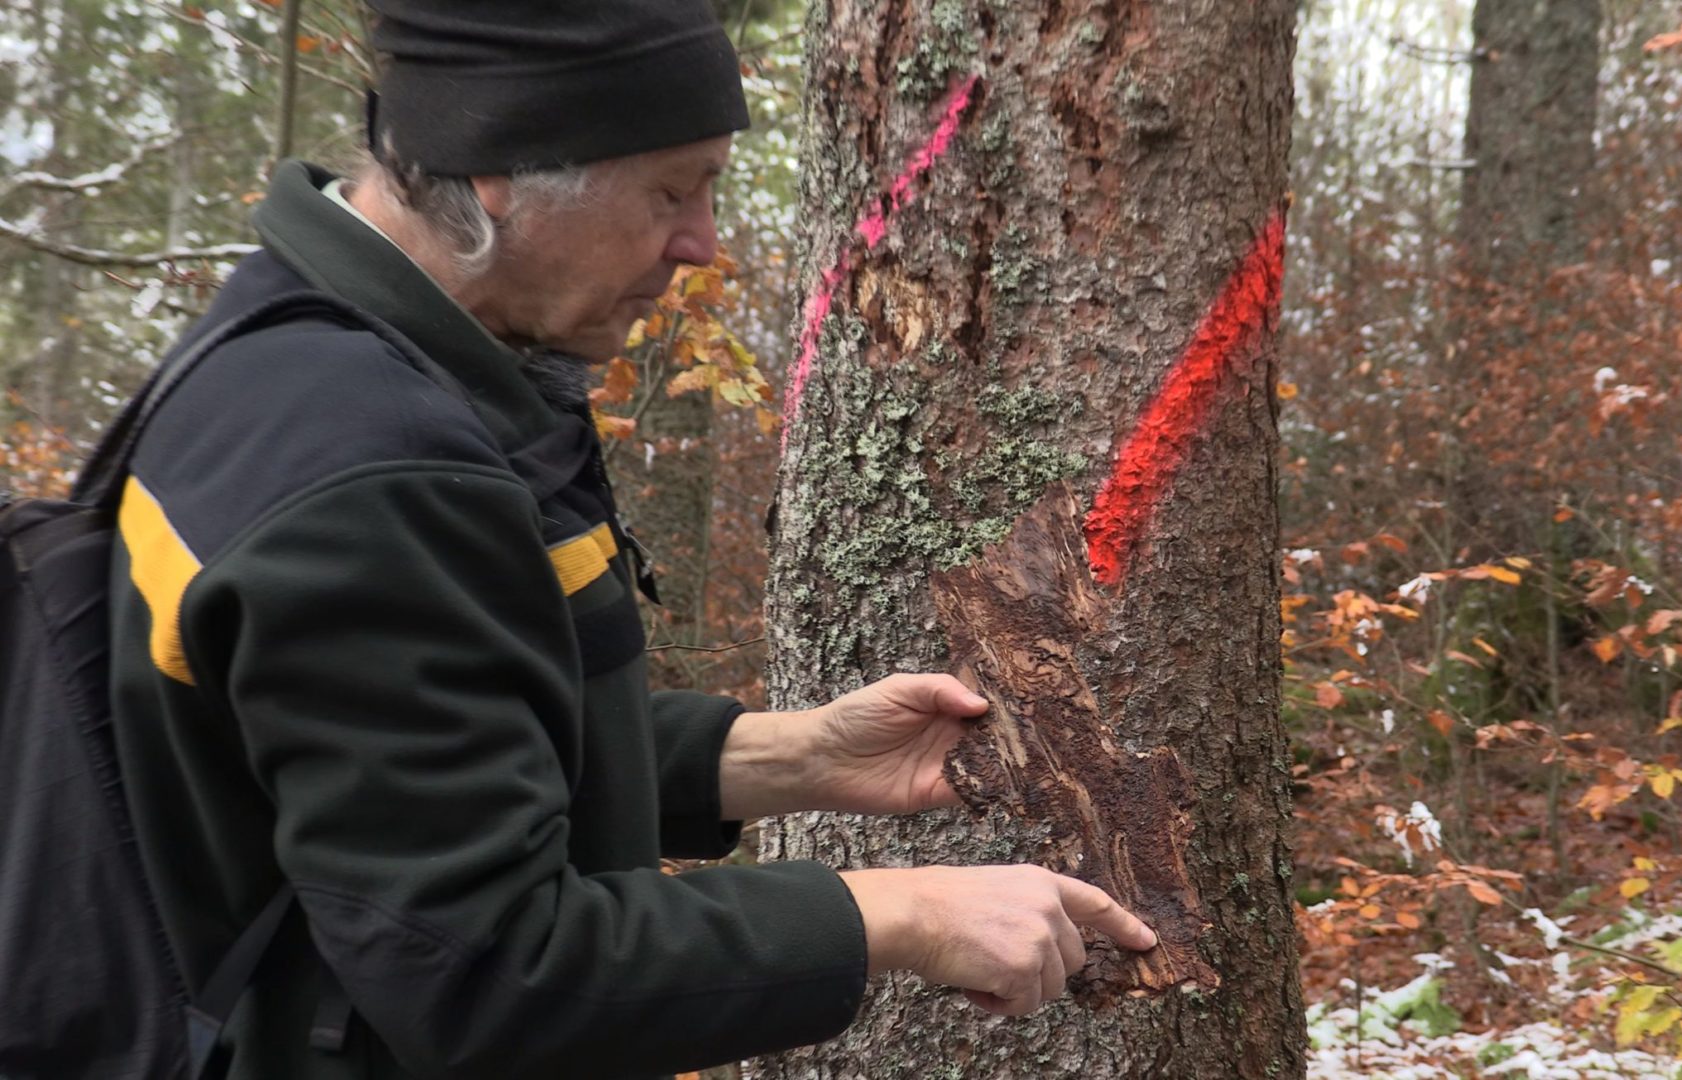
109 2 1157 1077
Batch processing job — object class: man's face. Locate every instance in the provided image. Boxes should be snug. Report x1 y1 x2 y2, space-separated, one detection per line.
472 135 732 363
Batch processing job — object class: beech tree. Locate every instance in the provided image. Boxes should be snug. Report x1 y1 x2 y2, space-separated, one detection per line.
759 0 1304 1076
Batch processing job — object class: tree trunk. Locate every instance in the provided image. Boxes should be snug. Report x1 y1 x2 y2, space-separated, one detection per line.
1459 0 1601 282
758 1 1303 1077
615 382 718 691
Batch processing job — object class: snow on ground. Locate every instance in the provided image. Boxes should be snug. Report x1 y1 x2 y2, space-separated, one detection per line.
1305 949 1682 1079
1308 1018 1679 1079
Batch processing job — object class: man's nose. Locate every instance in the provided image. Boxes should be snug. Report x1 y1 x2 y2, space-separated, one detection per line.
666 198 719 268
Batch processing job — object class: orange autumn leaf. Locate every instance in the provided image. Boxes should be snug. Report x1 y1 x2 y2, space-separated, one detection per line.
1648 610 1682 636
667 366 716 397
1395 910 1421 929
1427 710 1455 736
1464 881 1502 905
1591 636 1622 664
593 356 639 406
593 412 636 441
1578 781 1640 821
1645 27 1682 52
1314 682 1345 709
1358 904 1382 920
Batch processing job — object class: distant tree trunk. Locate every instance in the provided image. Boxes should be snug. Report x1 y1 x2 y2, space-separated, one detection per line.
758 1 1303 1077
164 35 205 253
616 383 717 690
1459 0 1601 281
1454 0 1601 874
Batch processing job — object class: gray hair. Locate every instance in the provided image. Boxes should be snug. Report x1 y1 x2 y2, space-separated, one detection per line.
369 132 606 279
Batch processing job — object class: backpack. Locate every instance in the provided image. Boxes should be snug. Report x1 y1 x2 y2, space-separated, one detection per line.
0 291 461 1079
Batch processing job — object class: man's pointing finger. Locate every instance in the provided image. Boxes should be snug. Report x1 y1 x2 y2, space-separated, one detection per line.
1057 877 1158 952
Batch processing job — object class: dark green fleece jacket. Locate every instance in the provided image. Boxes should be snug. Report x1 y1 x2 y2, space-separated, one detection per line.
107 161 866 1079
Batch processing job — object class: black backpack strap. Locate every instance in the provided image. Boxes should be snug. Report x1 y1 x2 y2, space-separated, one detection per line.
185 883 296 1079
71 290 474 507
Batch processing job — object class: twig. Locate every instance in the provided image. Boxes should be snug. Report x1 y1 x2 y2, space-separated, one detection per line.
1395 153 1477 172
646 636 764 654
147 0 363 96
1443 836 1682 983
0 217 256 268
275 0 305 162
603 314 684 464
1553 929 1682 981
737 28 802 59
734 0 755 48
1389 36 1487 64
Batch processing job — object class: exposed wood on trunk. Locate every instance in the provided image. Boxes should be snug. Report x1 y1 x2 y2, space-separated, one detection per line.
934 485 1219 999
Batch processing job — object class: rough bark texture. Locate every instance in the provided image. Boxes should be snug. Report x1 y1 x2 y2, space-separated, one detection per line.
760 0 1303 1077
1460 0 1601 281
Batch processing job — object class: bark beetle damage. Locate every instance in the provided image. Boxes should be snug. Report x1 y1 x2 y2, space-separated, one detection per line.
931 484 1221 999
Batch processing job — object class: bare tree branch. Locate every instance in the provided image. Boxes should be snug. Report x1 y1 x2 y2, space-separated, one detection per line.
1395 153 1478 172
0 136 176 202
0 217 257 269
1389 36 1487 64
147 0 364 96
645 636 764 654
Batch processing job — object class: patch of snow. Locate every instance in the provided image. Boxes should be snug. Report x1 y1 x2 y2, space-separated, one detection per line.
1397 574 1432 604
1377 801 1443 866
1525 907 1567 950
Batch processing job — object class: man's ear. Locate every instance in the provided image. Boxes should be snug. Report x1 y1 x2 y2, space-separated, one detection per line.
471 176 514 221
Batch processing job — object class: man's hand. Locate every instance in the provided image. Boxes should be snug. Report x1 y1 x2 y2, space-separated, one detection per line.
807 673 988 815
718 673 987 820
840 865 1158 1016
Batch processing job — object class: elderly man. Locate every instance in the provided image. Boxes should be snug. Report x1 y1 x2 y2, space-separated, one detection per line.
109 2 1156 1077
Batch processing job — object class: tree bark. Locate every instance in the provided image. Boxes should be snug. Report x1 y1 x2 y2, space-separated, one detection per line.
758 1 1303 1077
1459 0 1601 282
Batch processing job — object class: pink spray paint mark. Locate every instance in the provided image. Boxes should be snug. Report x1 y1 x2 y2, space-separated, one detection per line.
783 75 980 449
1082 210 1288 586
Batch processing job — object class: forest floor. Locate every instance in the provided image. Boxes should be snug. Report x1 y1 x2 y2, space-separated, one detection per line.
1296 770 1682 1079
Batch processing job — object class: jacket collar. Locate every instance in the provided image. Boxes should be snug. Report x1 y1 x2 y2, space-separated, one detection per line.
251 160 558 452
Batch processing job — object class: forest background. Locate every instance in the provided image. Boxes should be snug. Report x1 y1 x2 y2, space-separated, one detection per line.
2 0 1681 1076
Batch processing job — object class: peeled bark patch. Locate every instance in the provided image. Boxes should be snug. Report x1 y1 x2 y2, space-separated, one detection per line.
932 485 1220 999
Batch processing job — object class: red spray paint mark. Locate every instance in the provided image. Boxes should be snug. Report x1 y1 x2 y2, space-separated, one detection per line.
784 75 979 448
1083 210 1287 586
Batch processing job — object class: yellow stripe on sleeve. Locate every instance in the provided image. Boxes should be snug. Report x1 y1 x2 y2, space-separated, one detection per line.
547 523 618 596
117 475 203 685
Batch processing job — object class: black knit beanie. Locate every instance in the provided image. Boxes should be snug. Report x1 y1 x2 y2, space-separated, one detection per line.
365 0 751 176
